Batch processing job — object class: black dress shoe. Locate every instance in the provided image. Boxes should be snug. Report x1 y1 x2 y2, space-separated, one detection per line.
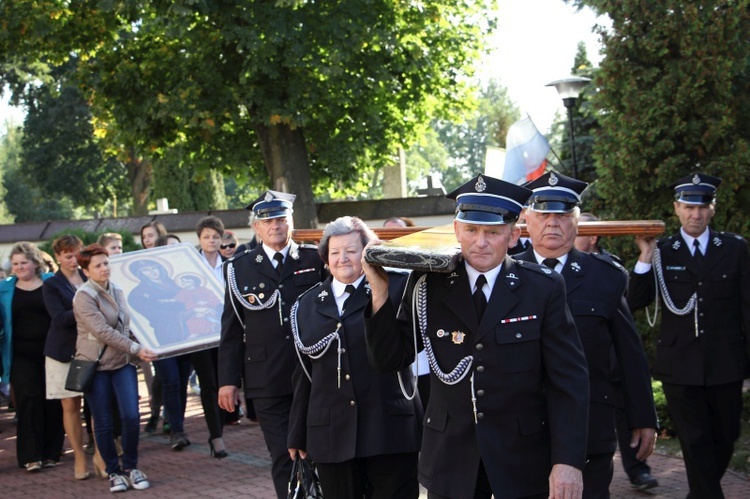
630 472 659 490
170 432 191 451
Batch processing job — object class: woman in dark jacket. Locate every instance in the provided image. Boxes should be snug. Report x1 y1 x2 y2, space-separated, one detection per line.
288 216 421 499
43 235 90 479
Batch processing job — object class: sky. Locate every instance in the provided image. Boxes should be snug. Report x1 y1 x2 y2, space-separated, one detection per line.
1 1 607 137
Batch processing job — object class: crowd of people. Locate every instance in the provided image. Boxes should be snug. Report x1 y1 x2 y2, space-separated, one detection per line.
0 170 747 498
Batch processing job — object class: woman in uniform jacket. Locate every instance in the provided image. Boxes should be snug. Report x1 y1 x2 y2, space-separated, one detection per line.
288 216 421 499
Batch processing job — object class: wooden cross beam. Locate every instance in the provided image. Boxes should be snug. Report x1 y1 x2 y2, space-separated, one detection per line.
292 220 664 273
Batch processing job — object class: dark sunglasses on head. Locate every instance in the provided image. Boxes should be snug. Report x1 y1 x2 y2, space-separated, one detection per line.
220 243 237 250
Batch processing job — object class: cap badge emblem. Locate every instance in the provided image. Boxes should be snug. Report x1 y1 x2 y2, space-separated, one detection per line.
672 240 681 250
256 254 264 263
713 237 722 247
475 175 487 192
506 273 518 280
692 174 701 184
264 192 273 202
571 262 581 272
451 331 466 345
317 290 328 302
549 172 559 186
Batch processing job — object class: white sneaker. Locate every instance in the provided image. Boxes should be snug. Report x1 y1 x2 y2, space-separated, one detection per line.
109 473 129 493
127 469 150 490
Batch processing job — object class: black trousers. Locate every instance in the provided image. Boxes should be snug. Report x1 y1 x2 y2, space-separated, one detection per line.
187 348 225 440
254 394 294 499
582 452 614 499
316 452 419 499
11 355 64 466
614 380 651 481
662 381 743 499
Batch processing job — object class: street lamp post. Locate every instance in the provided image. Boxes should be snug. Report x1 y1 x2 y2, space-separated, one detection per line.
546 76 591 179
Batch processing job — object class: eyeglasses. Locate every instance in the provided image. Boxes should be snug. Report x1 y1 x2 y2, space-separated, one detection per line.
220 243 237 250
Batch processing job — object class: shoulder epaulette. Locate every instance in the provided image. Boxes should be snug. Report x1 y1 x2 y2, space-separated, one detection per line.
718 231 747 242
589 251 626 273
226 249 253 264
515 259 557 279
385 267 411 277
295 281 324 303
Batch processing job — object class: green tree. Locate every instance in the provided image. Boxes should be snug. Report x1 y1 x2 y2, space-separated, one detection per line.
20 70 131 214
0 0 497 227
572 0 750 243
0 125 76 222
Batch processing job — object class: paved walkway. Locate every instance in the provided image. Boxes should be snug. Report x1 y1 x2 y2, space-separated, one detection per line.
1 379 749 498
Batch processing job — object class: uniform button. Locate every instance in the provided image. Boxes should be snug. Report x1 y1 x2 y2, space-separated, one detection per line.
476 366 485 373
337 323 342 328
279 284 284 289
699 298 704 302
515 333 522 339
340 348 346 354
476 343 484 351
426 417 431 423
285 335 290 339
477 389 485 397
699 313 704 317
477 412 485 420
283 317 289 322
350 400 356 406
698 282 703 286
345 374 350 381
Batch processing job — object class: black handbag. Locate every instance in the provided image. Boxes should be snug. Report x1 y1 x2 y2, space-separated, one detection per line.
65 346 107 392
287 455 323 499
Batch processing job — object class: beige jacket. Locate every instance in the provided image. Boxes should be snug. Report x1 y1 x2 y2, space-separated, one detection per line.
73 279 142 371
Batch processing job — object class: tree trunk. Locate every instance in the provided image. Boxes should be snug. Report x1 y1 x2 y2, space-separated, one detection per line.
126 147 153 216
254 123 319 228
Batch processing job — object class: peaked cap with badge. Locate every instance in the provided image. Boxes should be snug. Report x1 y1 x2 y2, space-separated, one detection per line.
446 173 532 225
523 171 588 213
669 172 721 205
246 190 295 219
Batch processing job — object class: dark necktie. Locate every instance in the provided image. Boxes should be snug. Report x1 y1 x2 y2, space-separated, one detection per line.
273 252 284 275
473 274 487 320
693 240 704 268
342 284 356 312
542 258 560 271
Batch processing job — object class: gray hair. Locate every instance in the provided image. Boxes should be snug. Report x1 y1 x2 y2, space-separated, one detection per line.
318 216 376 264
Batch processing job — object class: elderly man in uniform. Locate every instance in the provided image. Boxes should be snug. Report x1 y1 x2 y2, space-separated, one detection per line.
629 173 750 498
363 174 590 499
517 171 657 498
218 190 327 499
